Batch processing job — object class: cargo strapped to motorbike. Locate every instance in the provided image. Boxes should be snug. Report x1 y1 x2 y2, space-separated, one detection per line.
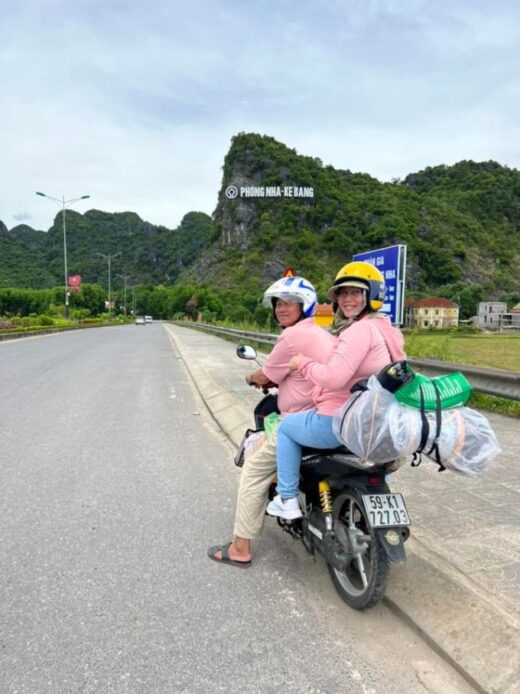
374 361 475 472
332 363 500 476
410 380 444 471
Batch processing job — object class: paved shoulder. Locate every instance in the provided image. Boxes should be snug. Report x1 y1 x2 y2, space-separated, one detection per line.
164 322 520 694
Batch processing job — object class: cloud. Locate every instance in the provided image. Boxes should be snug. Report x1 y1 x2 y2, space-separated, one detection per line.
1 0 519 232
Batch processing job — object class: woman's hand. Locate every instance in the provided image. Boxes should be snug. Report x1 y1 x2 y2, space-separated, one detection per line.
289 354 303 371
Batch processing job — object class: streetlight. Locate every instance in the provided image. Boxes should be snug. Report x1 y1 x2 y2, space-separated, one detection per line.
127 285 137 316
116 273 132 316
36 191 90 319
96 251 121 312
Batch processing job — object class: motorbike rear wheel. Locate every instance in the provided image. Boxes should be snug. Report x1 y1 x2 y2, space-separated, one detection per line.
327 490 389 610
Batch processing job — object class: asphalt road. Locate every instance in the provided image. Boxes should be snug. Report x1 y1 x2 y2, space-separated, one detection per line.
0 325 476 694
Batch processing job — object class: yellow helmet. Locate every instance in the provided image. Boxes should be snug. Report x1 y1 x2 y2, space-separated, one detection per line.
327 261 385 311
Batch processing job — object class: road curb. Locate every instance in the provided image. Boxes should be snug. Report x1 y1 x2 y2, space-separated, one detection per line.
165 324 520 694
385 540 520 693
165 325 249 448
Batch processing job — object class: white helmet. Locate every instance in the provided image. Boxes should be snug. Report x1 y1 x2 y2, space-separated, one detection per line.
262 276 317 318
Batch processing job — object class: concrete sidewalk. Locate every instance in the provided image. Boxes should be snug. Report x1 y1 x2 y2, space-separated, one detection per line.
164 323 520 694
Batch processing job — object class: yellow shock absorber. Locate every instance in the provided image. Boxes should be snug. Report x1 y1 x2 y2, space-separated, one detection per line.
319 481 333 514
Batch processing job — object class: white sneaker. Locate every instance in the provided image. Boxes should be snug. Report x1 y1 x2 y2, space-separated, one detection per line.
266 495 302 520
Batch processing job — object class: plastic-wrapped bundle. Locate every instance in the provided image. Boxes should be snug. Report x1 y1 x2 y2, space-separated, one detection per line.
428 407 500 476
393 404 501 476
332 377 412 465
333 376 501 475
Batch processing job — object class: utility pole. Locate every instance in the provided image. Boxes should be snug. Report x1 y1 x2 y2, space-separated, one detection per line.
116 274 133 316
36 192 90 318
97 251 121 311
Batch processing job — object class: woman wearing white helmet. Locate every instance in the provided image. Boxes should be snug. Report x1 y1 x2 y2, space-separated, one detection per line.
244 276 320 391
267 261 407 520
208 275 336 567
262 275 318 320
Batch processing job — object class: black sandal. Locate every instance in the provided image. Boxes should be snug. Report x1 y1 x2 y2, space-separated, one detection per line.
207 542 252 569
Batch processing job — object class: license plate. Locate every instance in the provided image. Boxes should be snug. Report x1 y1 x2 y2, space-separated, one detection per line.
362 493 410 528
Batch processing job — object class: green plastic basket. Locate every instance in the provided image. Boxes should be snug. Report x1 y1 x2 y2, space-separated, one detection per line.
394 371 472 410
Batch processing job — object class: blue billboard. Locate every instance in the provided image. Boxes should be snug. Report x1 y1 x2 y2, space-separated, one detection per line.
353 244 407 324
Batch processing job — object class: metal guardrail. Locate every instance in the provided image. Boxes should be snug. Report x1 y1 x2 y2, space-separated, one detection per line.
404 358 520 401
182 323 279 346
178 321 520 402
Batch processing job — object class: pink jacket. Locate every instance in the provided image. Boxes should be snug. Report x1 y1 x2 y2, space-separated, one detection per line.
261 318 336 416
298 316 406 416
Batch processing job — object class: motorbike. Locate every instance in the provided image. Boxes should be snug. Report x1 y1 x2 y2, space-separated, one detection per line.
237 344 411 610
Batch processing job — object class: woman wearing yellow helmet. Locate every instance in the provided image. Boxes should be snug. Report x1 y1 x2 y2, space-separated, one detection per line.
267 261 406 520
328 261 386 334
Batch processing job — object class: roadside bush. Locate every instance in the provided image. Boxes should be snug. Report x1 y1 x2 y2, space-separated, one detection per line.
253 305 271 328
10 316 30 327
38 315 55 326
0 315 14 328
69 308 91 321
225 305 253 323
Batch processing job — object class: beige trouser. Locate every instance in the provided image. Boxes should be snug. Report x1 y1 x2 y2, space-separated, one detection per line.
233 430 278 539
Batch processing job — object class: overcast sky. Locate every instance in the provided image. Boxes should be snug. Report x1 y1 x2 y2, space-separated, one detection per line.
1 0 519 232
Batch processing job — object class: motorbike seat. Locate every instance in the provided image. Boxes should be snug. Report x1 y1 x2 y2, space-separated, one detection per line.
301 445 350 458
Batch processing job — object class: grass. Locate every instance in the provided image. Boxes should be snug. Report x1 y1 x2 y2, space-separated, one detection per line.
447 335 520 371
468 393 520 418
404 332 520 372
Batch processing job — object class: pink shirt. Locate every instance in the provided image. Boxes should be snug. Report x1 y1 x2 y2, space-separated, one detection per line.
262 318 336 416
299 316 406 416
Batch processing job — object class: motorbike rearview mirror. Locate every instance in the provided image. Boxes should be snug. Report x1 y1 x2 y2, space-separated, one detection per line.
236 344 257 360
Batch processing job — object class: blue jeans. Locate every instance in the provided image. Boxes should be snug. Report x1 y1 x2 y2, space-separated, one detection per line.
276 410 341 499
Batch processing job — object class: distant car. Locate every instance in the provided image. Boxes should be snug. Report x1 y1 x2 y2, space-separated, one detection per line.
135 316 146 325
145 315 153 323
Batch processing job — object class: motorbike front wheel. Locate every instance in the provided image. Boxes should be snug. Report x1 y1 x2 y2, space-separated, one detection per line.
327 490 389 610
